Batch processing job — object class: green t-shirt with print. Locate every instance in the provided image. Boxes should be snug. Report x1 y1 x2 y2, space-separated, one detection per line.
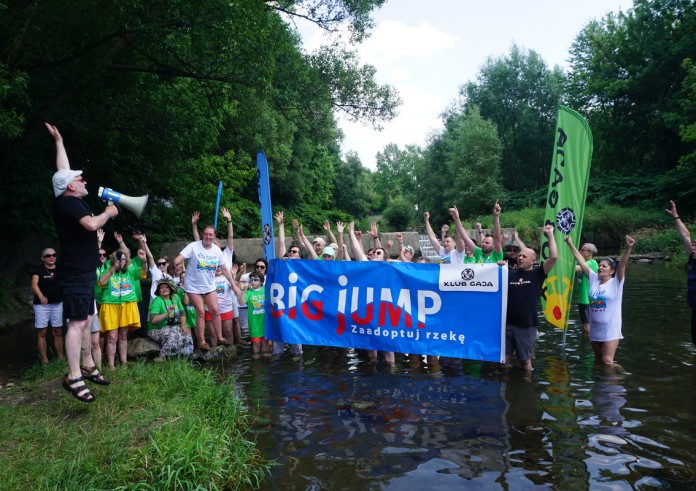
473 247 503 264
148 295 184 330
244 288 266 339
100 267 139 304
177 288 197 329
577 258 598 305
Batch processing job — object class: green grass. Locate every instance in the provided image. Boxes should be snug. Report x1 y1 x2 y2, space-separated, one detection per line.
0 359 270 490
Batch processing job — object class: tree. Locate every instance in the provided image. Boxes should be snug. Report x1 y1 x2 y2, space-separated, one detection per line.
568 0 696 188
0 0 400 239
419 107 503 221
441 107 503 216
332 151 376 217
459 44 566 192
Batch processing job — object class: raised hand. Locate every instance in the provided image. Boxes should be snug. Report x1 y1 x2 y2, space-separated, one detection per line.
221 207 232 222
191 211 200 225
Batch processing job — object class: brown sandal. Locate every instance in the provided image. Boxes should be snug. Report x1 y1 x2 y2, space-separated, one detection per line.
199 341 210 351
62 375 95 403
81 366 110 385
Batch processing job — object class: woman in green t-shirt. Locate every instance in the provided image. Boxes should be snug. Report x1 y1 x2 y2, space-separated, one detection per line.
148 279 193 360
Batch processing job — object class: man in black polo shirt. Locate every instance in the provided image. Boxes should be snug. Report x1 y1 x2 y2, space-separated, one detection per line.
46 123 119 402
506 224 558 371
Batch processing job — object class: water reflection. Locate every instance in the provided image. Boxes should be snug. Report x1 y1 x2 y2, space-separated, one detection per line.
230 264 696 490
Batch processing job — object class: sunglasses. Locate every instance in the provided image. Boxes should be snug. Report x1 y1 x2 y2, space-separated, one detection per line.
256 265 266 270
43 253 56 258
251 278 261 282
73 176 86 183
99 253 107 258
289 249 300 255
157 262 168 266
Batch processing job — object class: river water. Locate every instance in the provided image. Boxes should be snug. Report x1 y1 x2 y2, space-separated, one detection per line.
2 263 696 489
229 263 696 490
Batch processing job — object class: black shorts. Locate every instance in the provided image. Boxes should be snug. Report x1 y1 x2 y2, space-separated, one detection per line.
57 271 96 321
578 303 591 324
63 292 95 321
506 324 537 361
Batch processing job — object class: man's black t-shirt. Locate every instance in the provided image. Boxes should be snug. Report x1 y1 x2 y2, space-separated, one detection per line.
506 265 547 327
31 264 62 304
52 196 99 278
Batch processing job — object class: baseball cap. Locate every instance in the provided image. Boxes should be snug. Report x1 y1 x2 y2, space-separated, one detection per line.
404 245 414 254
321 246 335 257
52 169 83 197
312 237 326 247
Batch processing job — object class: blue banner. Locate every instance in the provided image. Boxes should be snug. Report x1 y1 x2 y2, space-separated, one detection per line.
256 151 275 260
266 260 508 362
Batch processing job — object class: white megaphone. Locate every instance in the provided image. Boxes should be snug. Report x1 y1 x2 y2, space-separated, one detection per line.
98 187 149 219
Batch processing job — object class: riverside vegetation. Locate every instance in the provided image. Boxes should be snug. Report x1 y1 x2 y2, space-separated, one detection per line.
0 359 270 490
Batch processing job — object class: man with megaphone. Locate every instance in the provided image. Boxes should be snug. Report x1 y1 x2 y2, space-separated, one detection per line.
46 123 118 403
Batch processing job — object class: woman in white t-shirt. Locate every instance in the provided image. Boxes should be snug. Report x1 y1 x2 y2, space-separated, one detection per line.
175 225 239 350
566 234 635 367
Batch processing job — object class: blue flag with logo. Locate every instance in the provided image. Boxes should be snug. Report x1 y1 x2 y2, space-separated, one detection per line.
265 260 507 362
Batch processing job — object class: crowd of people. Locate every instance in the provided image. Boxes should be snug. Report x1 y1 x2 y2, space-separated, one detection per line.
40 122 695 404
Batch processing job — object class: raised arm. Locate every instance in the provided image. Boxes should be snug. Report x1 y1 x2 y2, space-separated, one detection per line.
323 220 337 247
134 233 155 269
114 231 130 258
369 221 382 249
616 235 634 283
45 123 69 171
424 212 442 252
449 206 477 253
336 221 346 261
441 223 449 246
275 211 287 257
564 236 590 277
396 232 408 262
448 206 468 254
191 211 200 241
45 124 118 228
512 229 527 250
295 221 317 260
666 200 693 255
492 200 503 254
221 207 234 251
97 228 105 249
349 222 367 261
542 224 558 275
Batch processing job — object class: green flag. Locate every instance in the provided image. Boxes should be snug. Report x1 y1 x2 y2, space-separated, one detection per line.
540 106 593 329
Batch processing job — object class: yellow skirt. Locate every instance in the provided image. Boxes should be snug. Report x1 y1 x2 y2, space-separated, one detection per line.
99 302 141 332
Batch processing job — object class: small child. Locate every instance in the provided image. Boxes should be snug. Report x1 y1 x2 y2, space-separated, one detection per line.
239 271 268 358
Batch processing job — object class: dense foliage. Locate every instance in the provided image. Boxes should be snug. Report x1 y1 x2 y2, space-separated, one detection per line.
0 0 398 244
2 0 695 243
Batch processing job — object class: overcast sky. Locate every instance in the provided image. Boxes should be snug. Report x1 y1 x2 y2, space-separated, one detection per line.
298 0 633 170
